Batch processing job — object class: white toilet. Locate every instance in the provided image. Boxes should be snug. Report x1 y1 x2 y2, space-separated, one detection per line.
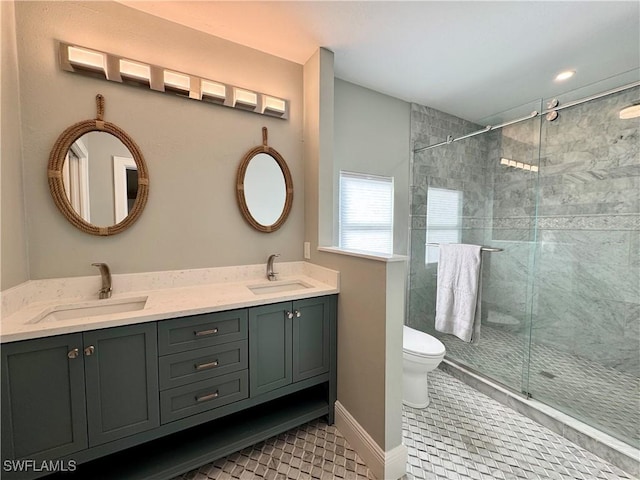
403 325 446 408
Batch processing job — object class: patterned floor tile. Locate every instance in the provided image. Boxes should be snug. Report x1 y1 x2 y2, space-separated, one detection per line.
437 324 639 445
172 368 635 480
171 419 376 480
402 369 636 480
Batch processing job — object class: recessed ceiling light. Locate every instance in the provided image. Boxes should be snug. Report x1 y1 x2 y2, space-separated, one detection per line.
555 70 575 82
619 102 640 119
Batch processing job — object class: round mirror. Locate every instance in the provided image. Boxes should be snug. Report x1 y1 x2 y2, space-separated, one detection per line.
48 95 149 236
236 128 293 233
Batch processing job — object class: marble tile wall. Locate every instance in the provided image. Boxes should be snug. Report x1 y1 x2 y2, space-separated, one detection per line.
529 87 640 374
408 104 490 335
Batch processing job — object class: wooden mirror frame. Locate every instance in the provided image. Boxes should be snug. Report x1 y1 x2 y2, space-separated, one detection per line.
48 94 149 236
236 127 293 233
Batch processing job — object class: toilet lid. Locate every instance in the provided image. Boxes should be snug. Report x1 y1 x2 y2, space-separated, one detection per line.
403 326 446 358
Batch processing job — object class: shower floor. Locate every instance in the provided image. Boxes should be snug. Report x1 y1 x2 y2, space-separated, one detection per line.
436 324 640 447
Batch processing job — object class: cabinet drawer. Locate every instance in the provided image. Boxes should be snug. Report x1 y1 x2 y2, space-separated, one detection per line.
160 371 248 424
158 310 248 355
159 340 248 390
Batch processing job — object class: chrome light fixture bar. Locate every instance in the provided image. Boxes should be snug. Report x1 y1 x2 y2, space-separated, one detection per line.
59 42 289 120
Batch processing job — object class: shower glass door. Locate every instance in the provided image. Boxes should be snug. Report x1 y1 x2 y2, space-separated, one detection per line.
527 86 640 448
409 81 639 449
407 100 543 394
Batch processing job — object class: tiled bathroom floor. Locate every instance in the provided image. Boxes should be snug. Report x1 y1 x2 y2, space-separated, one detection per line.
403 369 635 480
172 369 634 480
171 419 376 480
438 324 640 445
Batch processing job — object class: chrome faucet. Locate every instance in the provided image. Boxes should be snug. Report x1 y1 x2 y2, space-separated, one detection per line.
266 254 280 281
92 263 112 299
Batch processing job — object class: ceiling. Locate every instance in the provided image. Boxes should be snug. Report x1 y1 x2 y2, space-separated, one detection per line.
118 1 640 123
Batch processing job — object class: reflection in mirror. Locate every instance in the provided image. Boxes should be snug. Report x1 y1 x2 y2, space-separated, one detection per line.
62 137 90 222
113 156 139 223
62 132 137 227
244 153 286 226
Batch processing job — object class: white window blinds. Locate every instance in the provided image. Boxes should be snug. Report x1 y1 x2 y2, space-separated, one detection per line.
426 187 463 263
339 171 394 255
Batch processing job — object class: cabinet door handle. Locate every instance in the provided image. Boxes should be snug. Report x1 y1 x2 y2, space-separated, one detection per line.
286 311 294 319
194 360 219 371
294 310 301 318
194 327 218 337
195 391 219 402
84 345 95 356
67 348 80 359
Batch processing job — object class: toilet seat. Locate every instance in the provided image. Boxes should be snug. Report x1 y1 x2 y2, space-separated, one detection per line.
403 325 445 358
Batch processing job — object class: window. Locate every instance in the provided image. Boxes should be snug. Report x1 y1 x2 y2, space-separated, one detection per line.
339 171 394 255
426 187 463 263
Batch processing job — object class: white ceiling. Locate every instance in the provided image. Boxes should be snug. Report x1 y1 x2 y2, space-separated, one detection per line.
118 1 640 123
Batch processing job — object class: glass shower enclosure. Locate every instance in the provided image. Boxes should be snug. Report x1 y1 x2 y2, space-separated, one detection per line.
407 83 639 448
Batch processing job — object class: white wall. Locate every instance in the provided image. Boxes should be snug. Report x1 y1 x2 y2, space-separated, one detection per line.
13 1 304 279
334 79 411 255
1 0 29 290
304 49 407 479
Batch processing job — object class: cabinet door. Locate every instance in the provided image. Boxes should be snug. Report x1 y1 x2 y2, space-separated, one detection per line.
1 334 87 461
249 302 292 396
83 323 159 446
292 297 332 382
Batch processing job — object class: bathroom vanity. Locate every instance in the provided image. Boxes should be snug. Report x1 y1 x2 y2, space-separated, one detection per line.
0 263 338 480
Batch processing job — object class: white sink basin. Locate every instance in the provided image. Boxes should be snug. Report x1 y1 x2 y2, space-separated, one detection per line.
248 280 313 295
29 296 148 324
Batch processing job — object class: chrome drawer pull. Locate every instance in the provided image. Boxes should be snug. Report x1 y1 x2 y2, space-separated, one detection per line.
194 360 219 371
194 327 218 337
67 348 80 359
195 391 219 402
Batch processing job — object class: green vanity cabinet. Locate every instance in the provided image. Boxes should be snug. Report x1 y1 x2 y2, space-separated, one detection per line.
249 302 293 396
1 323 159 464
1 294 336 480
158 310 249 424
83 323 159 445
1 334 88 462
292 297 332 383
249 296 334 397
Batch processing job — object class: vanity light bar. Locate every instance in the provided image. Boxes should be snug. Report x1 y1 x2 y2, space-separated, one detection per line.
233 88 258 109
201 80 226 103
500 158 539 172
58 42 288 120
263 96 287 116
66 46 107 77
164 70 190 94
119 59 151 85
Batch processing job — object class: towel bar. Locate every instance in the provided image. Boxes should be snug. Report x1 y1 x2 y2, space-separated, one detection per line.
426 243 504 253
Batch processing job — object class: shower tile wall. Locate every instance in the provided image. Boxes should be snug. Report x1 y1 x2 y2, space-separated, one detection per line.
483 119 540 327
533 88 638 375
408 104 490 334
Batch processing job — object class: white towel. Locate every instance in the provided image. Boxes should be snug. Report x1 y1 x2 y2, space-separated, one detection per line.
435 244 482 343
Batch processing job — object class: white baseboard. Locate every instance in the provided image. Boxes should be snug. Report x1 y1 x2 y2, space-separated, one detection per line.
334 401 407 480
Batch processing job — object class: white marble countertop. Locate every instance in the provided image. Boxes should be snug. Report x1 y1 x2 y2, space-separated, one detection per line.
0 262 339 343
